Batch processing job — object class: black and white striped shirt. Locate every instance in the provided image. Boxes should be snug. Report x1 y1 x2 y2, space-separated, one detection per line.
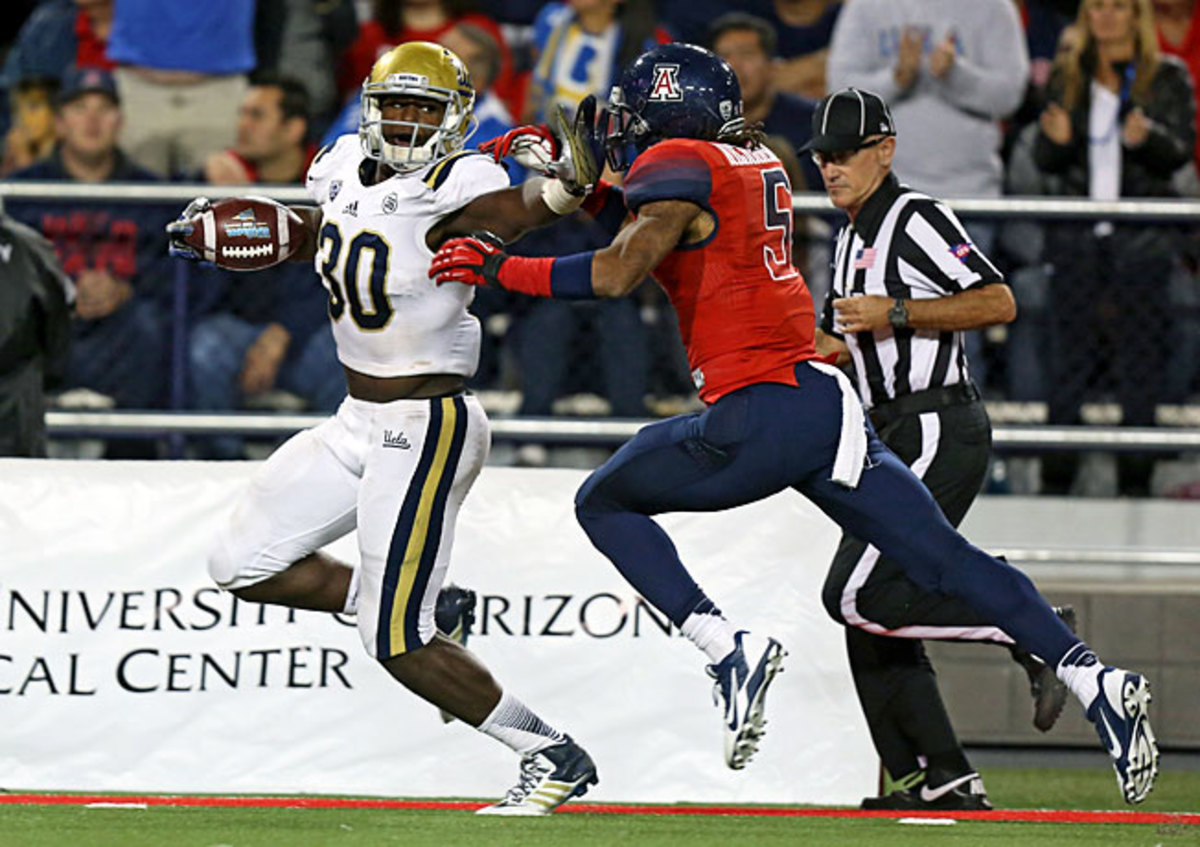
820 173 1003 409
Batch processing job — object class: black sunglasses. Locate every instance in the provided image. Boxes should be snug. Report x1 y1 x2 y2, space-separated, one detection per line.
810 136 889 168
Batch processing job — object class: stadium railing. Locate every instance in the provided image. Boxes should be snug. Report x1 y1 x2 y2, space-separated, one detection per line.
4 181 1200 460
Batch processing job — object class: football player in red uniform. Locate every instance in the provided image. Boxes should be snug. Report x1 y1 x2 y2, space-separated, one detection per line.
430 43 1159 803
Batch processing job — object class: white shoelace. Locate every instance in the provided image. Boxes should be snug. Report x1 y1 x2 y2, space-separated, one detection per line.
503 754 551 804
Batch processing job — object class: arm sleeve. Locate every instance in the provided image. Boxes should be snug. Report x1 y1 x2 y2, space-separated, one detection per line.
826 0 906 102
932 2 1029 119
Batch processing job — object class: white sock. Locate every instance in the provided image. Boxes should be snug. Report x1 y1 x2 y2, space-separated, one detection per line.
681 610 739 663
477 691 566 755
1056 643 1102 711
342 567 360 615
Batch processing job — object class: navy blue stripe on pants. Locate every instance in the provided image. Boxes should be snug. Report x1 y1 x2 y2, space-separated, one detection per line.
574 361 1078 666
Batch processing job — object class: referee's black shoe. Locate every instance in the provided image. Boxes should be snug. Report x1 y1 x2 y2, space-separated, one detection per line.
861 770 992 811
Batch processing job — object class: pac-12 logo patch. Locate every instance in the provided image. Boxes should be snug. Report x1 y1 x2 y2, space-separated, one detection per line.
649 64 683 101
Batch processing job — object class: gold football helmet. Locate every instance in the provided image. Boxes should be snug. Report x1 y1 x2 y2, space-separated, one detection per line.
360 41 476 172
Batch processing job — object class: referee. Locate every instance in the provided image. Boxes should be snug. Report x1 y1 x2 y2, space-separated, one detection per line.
807 87 1068 810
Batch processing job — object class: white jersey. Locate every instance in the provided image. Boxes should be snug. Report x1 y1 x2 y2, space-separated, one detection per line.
305 135 510 378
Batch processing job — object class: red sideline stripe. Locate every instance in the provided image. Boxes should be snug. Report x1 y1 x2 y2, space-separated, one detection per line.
0 794 1196 824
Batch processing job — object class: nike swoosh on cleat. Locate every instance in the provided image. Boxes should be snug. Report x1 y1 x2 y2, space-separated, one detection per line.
918 773 977 804
1097 709 1123 759
726 672 747 730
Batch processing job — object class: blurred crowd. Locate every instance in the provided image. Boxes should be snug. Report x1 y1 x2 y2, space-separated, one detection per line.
2 0 1200 494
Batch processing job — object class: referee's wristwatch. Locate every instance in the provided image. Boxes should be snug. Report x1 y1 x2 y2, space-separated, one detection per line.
887 297 910 330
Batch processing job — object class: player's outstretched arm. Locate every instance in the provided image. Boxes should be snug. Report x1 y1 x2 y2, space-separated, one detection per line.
432 177 568 248
285 206 322 262
430 198 699 299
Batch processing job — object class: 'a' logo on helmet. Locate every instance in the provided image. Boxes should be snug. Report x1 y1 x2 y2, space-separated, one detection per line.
648 64 683 101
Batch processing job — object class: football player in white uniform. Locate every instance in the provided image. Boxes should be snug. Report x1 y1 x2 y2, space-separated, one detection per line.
168 41 598 815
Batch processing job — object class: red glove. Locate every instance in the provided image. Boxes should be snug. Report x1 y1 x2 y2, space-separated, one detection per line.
430 234 509 288
479 125 560 174
431 233 556 297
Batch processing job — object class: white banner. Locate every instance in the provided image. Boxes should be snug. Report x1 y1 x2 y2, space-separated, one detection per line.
0 458 874 804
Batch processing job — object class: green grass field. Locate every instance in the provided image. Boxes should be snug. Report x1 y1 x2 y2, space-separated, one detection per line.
3 767 1198 847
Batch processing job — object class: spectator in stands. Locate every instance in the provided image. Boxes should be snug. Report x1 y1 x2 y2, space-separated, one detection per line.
7 67 171 459
709 12 820 191
338 1 520 124
1033 0 1195 497
1155 0 1200 173
2 76 59 176
827 0 1029 395
1022 0 1076 93
653 0 773 46
1003 1 1074 166
766 0 843 100
523 0 670 124
254 0 359 138
827 0 1028 207
0 0 112 143
203 73 319 186
1 0 113 88
105 0 255 177
0 200 73 458
187 75 344 460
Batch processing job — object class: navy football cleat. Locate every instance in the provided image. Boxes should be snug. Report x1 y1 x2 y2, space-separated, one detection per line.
1088 667 1159 804
707 631 786 769
476 735 598 816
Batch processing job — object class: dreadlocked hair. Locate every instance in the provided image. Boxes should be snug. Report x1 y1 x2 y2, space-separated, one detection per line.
719 120 768 150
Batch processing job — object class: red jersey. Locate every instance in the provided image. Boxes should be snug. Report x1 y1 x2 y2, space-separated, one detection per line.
624 139 818 404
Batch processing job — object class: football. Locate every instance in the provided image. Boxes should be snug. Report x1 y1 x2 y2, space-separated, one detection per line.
184 196 308 271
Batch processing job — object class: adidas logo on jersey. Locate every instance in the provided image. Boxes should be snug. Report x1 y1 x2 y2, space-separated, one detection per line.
383 429 411 449
342 200 359 217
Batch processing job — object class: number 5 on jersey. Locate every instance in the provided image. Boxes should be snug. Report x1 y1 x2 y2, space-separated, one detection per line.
318 221 394 330
761 167 797 282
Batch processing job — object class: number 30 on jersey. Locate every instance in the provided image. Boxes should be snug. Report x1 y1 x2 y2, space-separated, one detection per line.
317 222 394 330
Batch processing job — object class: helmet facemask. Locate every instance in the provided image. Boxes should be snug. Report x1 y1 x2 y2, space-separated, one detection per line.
360 73 476 173
602 86 654 172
